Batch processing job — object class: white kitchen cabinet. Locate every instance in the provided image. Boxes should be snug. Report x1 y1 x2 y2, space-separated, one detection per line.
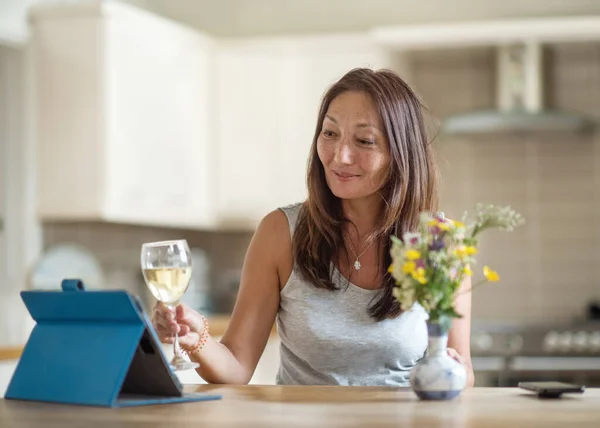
31 1 395 231
215 35 392 228
31 2 216 229
215 43 285 228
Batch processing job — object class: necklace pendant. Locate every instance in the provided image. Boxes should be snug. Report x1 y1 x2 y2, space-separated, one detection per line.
353 259 361 271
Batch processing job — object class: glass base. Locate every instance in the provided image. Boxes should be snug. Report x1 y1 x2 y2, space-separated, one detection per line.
170 356 199 371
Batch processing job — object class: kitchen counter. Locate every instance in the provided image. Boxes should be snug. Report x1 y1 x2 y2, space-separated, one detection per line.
0 347 21 361
1 385 599 427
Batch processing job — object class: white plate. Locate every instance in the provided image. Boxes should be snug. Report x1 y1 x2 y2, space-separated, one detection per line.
29 243 104 290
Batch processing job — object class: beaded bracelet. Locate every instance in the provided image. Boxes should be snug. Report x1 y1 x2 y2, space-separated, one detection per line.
181 315 210 357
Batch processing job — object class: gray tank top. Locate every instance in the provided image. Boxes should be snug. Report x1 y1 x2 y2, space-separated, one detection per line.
275 203 429 386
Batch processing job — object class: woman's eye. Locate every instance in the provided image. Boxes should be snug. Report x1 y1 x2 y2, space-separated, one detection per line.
359 139 375 145
323 130 336 138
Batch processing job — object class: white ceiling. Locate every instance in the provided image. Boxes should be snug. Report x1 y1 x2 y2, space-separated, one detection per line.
122 0 600 37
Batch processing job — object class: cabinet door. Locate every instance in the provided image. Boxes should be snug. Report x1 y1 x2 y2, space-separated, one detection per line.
103 4 216 229
215 44 285 228
33 2 216 229
33 12 105 219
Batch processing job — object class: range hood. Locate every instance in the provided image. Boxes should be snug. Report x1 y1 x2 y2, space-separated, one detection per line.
370 16 600 135
441 42 598 135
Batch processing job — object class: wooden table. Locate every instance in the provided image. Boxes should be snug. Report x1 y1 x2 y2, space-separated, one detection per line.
1 386 599 427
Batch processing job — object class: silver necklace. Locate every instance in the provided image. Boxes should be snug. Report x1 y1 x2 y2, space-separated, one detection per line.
347 238 373 271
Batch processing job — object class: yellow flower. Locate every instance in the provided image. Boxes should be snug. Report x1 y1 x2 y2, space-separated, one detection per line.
483 266 500 282
427 219 438 227
465 246 478 256
402 261 416 274
411 267 427 284
415 276 427 284
454 246 467 258
388 264 395 274
453 221 465 229
437 222 450 231
455 245 477 259
405 249 421 260
463 266 473 276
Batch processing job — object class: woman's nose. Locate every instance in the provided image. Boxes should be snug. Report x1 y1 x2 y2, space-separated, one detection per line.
334 140 354 165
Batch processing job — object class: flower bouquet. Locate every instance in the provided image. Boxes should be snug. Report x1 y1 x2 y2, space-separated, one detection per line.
389 203 524 400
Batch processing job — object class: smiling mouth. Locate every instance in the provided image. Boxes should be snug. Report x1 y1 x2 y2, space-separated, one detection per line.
333 170 360 179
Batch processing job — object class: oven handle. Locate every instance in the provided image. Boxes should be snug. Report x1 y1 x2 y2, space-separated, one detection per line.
510 357 600 371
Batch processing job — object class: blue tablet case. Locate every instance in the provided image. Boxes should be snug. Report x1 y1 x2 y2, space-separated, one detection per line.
4 279 222 407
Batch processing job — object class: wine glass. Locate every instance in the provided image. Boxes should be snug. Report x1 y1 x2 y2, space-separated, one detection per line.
141 239 199 371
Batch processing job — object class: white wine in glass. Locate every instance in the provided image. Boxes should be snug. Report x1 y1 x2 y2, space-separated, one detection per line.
141 239 199 371
143 267 192 304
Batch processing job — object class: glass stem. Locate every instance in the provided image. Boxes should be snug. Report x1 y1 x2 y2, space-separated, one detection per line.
168 303 184 360
173 331 182 358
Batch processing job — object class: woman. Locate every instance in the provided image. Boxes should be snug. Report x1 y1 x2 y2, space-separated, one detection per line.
153 68 474 387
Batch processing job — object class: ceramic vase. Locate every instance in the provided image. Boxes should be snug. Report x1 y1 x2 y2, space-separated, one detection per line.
410 321 467 400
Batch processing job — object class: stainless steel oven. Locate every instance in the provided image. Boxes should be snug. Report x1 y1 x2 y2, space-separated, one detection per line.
498 356 600 387
471 320 600 387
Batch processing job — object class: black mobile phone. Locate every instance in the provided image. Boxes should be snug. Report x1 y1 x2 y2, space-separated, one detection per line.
518 381 586 398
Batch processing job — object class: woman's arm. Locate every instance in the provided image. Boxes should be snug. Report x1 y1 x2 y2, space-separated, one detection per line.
447 275 475 388
159 209 289 384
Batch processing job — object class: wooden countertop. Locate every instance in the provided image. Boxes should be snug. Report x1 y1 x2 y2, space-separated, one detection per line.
1 386 599 427
0 347 22 361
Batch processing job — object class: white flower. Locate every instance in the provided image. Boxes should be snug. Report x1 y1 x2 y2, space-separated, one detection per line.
393 285 416 311
390 244 405 263
400 288 416 311
402 232 422 247
389 263 405 282
452 223 466 240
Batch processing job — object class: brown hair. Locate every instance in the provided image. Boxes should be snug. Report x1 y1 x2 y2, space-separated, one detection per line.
293 68 440 321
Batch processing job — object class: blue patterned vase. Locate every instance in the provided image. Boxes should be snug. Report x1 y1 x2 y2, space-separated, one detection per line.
410 321 467 400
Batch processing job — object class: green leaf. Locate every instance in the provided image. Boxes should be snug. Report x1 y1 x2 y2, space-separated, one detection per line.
437 315 453 333
391 235 403 245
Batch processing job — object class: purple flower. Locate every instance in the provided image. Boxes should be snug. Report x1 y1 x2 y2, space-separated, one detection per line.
429 226 441 235
410 237 419 245
429 238 445 251
416 259 426 269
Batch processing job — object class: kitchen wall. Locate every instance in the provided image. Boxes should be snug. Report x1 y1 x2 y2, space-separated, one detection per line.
42 222 253 315
40 42 600 326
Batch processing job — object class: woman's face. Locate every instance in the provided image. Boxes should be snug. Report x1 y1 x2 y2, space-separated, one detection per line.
317 91 391 201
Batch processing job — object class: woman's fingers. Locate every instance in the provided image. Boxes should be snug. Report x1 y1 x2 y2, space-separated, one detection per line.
152 308 170 331
179 325 190 336
160 335 174 344
152 302 180 336
447 347 465 365
155 302 176 321
151 302 201 347
175 303 206 334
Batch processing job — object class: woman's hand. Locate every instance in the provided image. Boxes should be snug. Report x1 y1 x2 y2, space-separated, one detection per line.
447 347 475 387
151 302 206 348
447 347 466 366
